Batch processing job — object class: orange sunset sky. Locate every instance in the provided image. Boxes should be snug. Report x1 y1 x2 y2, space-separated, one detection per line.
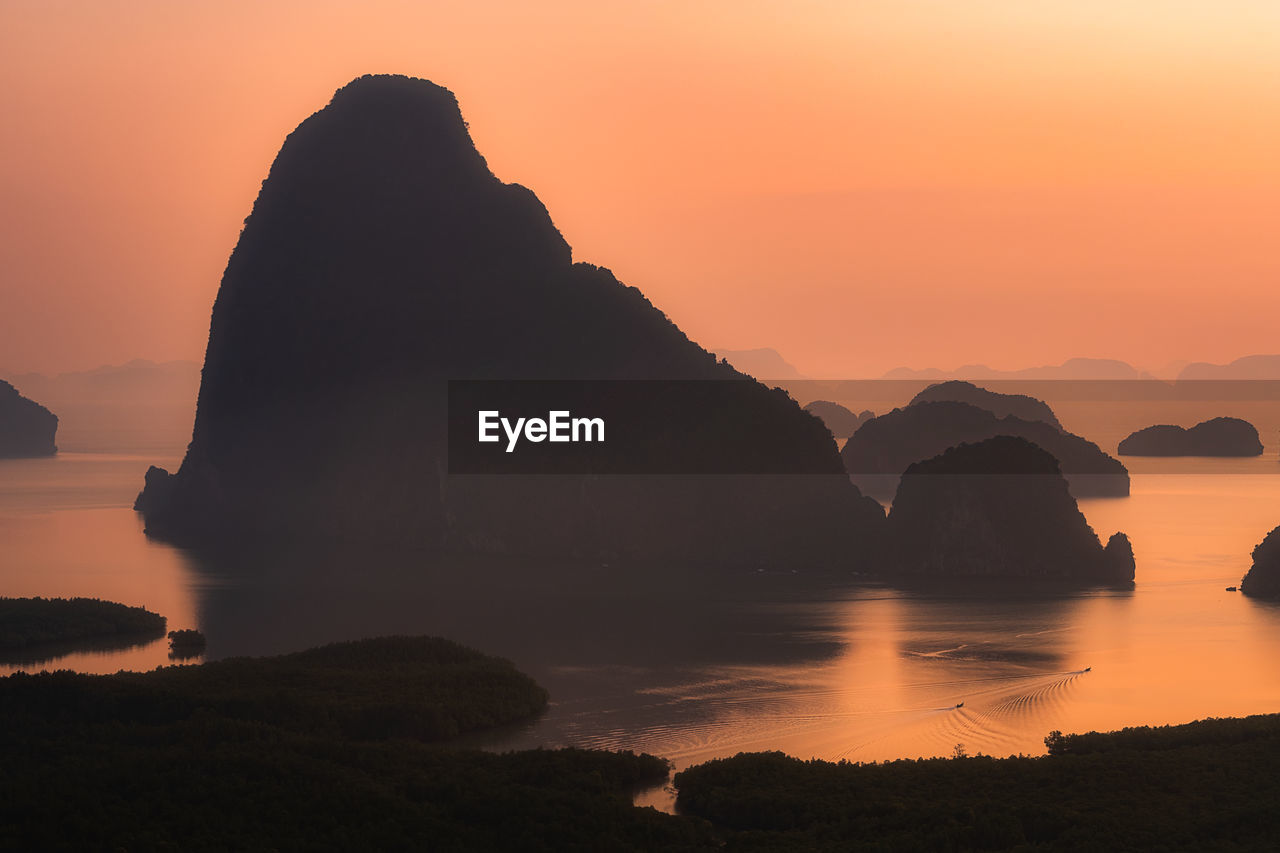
2 1 1279 377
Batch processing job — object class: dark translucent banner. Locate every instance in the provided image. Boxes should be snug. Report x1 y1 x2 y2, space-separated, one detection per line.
448 378 1278 477
447 379 842 475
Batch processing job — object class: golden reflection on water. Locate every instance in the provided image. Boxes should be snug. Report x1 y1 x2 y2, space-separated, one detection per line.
4 448 1280 785
511 466 1280 778
0 452 202 675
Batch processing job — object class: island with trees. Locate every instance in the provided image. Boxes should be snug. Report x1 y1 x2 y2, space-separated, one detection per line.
1240 525 1280 598
167 628 208 659
0 597 166 656
0 380 58 458
842 400 1130 498
10 631 1280 848
673 713 1280 851
0 635 718 850
883 436 1134 584
1118 417 1264 457
908 379 1064 430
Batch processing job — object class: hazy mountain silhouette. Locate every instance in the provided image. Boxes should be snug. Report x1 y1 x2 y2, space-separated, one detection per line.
883 358 1149 381
803 401 872 440
885 436 1134 583
1 360 199 455
135 75 881 568
1118 418 1264 457
0 380 57 458
1241 526 1280 599
908 380 1063 430
713 348 804 380
4 360 200 406
841 401 1128 498
1177 355 1280 381
1151 360 1191 381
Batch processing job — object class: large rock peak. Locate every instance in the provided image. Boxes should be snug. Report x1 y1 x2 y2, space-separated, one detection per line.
137 76 881 565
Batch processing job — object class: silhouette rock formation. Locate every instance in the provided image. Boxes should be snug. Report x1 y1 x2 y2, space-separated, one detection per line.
841 401 1128 498
884 436 1134 583
1177 355 1280 381
1241 526 1280 599
883 358 1148 381
803 401 872 440
134 75 882 567
0 380 57 458
908 380 1063 430
1118 418 1264 457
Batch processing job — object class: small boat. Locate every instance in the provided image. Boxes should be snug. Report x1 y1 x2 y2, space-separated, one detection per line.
954 702 964 708
1083 667 1092 672
1226 586 1238 592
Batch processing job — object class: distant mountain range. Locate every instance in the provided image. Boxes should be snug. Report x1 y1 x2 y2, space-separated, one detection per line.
712 348 804 380
882 358 1152 381
0 360 200 455
1176 355 1280 381
2 360 201 406
881 355 1280 383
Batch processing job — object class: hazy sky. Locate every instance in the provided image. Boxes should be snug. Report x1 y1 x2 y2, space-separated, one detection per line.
3 1 1279 376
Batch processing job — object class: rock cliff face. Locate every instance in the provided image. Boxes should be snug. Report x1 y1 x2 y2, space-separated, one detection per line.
908 380 1063 430
0 380 57 458
135 75 882 567
1241 526 1280 599
841 401 1128 498
1118 418 1263 457
884 436 1134 584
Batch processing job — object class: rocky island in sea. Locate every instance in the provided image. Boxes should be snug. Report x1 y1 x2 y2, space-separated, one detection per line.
841 400 1129 498
1240 526 1280 599
0 380 57 458
883 436 1134 584
134 74 882 568
1118 417 1264 457
907 380 1064 430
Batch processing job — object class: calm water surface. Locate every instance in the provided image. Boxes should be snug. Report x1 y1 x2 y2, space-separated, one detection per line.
3 409 1279 803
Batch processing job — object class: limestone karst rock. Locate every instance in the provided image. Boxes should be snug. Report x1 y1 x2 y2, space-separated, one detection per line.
841 401 1128 498
0 380 57 458
135 75 883 567
908 380 1063 430
1118 418 1263 457
884 436 1134 584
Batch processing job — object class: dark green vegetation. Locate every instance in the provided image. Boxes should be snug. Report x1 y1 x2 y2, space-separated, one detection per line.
167 627 207 646
1241 525 1280 598
2 635 549 741
0 636 718 850
6 631 1279 849
0 596 165 651
0 379 57 457
675 713 1280 851
1118 417 1263 457
167 627 208 659
884 436 1134 583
